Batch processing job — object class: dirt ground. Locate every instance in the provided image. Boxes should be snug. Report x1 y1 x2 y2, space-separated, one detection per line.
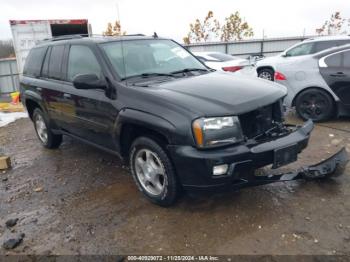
0 113 350 255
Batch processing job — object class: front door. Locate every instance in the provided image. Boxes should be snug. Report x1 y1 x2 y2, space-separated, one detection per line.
60 44 116 150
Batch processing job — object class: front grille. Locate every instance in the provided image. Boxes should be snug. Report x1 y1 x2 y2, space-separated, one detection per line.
239 100 283 139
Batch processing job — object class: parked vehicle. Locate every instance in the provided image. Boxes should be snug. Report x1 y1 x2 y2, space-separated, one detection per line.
274 44 350 121
10 19 90 73
20 35 347 206
256 36 350 81
193 51 256 76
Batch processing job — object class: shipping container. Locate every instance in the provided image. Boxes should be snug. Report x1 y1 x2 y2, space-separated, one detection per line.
9 19 91 73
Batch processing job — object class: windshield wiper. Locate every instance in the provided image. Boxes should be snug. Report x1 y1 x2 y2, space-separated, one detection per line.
122 72 175 80
170 68 209 74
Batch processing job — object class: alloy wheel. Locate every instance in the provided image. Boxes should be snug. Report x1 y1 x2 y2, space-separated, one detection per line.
35 114 48 144
134 149 166 196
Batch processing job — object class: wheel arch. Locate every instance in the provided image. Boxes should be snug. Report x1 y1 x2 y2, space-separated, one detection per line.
292 86 338 119
25 97 44 120
292 86 336 107
116 109 177 158
256 66 275 74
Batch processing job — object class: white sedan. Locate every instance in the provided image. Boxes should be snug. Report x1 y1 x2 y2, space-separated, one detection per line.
193 51 257 77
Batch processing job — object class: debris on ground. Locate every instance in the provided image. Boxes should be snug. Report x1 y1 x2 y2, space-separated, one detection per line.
33 187 43 192
5 218 19 228
2 233 25 250
0 155 11 170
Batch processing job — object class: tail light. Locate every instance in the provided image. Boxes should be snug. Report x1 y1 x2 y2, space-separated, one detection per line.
222 66 243 72
274 72 287 80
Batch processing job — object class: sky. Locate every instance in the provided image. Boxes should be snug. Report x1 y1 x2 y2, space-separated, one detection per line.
1 0 349 42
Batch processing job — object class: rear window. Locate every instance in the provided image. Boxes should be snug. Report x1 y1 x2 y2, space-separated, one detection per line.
23 47 47 77
48 45 65 80
209 53 236 62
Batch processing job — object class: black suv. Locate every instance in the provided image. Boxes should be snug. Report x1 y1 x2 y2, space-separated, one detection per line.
20 35 316 206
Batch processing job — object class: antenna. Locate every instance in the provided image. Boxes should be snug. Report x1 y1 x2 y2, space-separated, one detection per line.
116 1 128 86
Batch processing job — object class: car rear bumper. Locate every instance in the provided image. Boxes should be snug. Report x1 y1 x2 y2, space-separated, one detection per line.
167 120 314 191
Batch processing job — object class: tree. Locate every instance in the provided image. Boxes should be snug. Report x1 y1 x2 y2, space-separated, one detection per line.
103 20 126 36
185 11 221 44
220 12 254 41
316 12 350 35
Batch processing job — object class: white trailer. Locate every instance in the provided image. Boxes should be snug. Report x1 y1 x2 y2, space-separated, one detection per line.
9 19 90 73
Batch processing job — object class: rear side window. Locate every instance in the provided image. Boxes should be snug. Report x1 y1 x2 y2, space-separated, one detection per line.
48 45 65 80
314 41 336 53
23 47 47 77
67 45 102 81
325 53 342 67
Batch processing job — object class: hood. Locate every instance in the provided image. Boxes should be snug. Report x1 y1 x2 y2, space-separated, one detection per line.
150 71 287 116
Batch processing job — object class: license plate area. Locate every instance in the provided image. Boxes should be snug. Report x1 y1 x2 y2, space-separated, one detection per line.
273 144 298 169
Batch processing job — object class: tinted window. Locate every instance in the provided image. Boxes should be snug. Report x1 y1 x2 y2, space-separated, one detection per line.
48 45 65 80
67 45 102 81
343 51 350 68
23 47 47 77
286 43 314 57
314 41 336 53
41 47 51 78
325 53 342 67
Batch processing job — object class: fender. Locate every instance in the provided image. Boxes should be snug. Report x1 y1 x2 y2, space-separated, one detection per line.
114 108 178 148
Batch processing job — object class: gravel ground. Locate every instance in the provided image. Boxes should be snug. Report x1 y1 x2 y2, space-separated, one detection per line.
0 113 350 255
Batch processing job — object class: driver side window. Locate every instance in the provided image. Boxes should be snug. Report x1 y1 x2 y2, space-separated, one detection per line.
286 43 314 57
67 45 102 82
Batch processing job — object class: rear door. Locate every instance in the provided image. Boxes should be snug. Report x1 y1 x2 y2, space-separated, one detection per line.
319 49 350 106
40 44 69 127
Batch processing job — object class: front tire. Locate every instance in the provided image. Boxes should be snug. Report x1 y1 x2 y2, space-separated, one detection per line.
258 68 274 81
129 137 179 206
33 108 62 149
295 88 334 122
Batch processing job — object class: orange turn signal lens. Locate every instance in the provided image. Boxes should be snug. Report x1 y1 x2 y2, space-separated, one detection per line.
192 120 203 147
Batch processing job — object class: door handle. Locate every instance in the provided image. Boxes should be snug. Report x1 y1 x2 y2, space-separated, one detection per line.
63 93 72 98
330 72 346 77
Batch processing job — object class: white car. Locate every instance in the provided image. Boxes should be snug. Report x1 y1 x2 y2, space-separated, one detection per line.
193 51 257 77
256 35 350 81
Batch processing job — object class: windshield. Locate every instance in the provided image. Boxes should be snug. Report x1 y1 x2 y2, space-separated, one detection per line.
100 39 207 79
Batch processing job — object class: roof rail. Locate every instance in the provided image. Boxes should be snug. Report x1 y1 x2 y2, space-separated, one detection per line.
41 34 89 42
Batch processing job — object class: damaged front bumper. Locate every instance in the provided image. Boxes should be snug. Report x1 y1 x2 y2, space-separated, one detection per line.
168 120 348 192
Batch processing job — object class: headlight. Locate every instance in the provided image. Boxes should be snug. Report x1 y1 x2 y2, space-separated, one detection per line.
192 116 244 148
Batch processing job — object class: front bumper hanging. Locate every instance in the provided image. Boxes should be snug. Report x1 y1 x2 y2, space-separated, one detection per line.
248 147 349 187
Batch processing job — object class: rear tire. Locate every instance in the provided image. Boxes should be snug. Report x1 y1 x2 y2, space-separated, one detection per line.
33 108 62 149
258 68 274 81
129 136 179 206
295 88 334 122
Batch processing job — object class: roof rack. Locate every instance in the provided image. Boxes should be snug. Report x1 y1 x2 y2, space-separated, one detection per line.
40 33 148 43
41 34 89 42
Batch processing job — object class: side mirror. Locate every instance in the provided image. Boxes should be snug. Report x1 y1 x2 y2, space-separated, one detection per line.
73 74 106 90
